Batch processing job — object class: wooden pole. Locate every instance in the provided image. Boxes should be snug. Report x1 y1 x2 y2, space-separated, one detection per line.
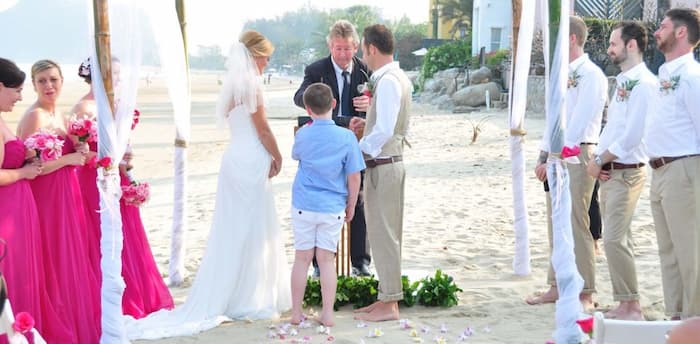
93 0 114 114
176 0 190 81
510 0 522 111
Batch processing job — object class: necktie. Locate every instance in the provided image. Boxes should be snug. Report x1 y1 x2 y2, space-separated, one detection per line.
341 71 351 117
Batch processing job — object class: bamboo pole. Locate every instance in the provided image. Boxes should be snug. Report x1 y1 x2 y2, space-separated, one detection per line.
510 0 521 110
176 0 190 80
93 0 114 114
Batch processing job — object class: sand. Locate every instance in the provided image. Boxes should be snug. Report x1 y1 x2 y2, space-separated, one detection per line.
3 71 668 343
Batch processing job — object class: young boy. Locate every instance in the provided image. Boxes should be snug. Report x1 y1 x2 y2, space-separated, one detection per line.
290 83 365 326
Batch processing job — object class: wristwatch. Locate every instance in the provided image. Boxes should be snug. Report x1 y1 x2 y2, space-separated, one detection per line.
593 155 603 166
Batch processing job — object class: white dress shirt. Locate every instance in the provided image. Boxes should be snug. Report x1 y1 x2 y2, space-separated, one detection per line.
644 53 700 158
359 61 404 158
564 54 608 148
596 62 656 164
332 59 353 117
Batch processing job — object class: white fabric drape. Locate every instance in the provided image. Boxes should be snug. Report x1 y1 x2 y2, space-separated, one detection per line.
508 0 535 276
539 1 584 342
87 1 143 342
142 0 192 287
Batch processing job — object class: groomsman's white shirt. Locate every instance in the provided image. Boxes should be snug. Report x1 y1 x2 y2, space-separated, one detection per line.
596 62 656 164
644 52 700 159
564 53 608 148
359 61 403 159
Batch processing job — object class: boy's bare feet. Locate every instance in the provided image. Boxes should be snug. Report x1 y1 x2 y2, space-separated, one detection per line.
353 301 399 322
315 312 335 327
604 301 644 320
354 301 380 313
525 286 558 305
290 313 307 325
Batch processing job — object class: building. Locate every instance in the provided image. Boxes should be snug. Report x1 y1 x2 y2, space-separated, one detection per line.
428 0 460 39
471 0 512 55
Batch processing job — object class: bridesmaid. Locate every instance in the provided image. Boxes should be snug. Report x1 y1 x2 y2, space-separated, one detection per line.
0 58 72 343
17 59 100 343
71 58 174 319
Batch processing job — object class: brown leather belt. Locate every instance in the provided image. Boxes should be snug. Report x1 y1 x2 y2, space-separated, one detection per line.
365 156 402 168
602 162 645 171
580 142 598 145
649 154 700 169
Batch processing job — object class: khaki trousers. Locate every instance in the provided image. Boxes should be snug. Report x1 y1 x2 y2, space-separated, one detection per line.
364 162 405 302
601 167 645 301
650 156 700 317
545 144 597 293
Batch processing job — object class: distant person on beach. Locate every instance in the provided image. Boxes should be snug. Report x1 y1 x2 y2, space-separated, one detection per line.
587 20 656 321
644 7 700 319
527 16 608 311
293 19 373 278
289 83 364 327
349 24 413 322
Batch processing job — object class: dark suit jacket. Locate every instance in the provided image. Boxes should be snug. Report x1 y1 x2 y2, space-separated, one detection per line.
294 55 370 127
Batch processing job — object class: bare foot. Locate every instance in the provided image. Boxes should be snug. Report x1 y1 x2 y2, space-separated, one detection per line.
614 310 644 321
315 313 335 327
525 287 558 305
354 301 381 313
580 293 595 312
290 313 307 325
605 301 643 320
353 301 399 322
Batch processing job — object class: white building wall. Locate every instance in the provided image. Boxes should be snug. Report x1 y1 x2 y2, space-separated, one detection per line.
472 0 513 55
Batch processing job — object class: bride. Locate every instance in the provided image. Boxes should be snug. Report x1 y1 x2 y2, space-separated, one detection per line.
125 30 291 339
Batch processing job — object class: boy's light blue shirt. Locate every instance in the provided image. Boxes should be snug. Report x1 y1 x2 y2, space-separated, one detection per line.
292 118 366 213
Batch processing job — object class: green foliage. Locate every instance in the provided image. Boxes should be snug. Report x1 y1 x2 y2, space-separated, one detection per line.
436 0 473 39
420 40 472 82
302 270 462 310
415 269 463 307
582 17 619 75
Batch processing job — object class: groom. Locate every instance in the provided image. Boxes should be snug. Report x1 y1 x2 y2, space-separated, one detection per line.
350 23 412 322
293 19 373 277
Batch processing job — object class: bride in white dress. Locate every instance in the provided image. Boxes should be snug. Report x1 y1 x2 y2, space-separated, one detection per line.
125 30 291 340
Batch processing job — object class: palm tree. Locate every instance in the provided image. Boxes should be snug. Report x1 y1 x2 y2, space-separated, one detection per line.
437 0 474 39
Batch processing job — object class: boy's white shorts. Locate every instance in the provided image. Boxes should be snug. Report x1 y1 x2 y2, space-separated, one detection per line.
290 206 345 252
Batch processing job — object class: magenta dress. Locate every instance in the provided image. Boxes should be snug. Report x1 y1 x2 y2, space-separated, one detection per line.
0 139 72 344
76 141 101 276
76 140 173 319
119 171 174 318
29 137 100 343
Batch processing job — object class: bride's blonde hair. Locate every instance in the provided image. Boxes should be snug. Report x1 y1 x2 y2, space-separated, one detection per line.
240 30 274 57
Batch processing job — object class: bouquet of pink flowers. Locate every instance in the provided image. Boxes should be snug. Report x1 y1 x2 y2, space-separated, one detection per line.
68 116 97 143
121 181 150 207
24 129 64 162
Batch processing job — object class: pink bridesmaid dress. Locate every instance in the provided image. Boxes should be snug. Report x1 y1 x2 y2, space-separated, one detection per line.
76 140 173 319
119 171 174 319
0 139 72 343
29 137 100 343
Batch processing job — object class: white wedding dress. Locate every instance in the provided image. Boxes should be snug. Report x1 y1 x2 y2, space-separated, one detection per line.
124 105 291 340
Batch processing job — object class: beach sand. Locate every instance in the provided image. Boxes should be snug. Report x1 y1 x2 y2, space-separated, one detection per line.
4 72 667 343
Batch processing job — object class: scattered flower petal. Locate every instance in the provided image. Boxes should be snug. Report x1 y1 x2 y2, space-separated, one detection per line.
267 330 277 339
357 321 368 328
440 323 448 333
290 328 298 336
327 335 335 341
421 326 431 334
410 329 419 337
299 320 312 329
367 328 384 338
413 338 425 343
433 335 446 344
400 319 413 329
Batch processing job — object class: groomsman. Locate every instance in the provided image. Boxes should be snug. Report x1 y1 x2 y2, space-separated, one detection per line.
294 19 373 277
645 8 700 319
349 24 412 322
587 20 657 321
527 16 608 310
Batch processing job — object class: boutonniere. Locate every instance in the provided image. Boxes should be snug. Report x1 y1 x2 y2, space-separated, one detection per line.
568 69 581 89
659 75 680 95
616 79 639 102
358 70 374 97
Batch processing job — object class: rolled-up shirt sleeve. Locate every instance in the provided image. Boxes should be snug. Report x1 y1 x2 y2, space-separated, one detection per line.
358 75 401 158
608 82 655 158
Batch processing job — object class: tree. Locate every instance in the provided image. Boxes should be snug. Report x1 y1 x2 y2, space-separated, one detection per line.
437 0 473 39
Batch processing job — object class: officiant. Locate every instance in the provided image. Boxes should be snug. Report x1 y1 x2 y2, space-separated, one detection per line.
293 19 372 277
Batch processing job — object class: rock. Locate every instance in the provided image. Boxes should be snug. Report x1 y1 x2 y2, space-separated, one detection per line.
423 78 442 93
453 106 480 113
452 82 501 107
469 67 492 85
435 95 454 110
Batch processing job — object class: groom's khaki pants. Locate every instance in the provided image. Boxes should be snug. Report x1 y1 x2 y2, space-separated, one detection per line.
650 156 700 317
364 162 405 302
601 166 645 301
546 144 597 293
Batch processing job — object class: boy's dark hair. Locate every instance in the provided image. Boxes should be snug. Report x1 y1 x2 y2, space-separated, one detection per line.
666 8 700 48
303 83 334 115
0 58 26 88
363 24 394 55
613 21 648 52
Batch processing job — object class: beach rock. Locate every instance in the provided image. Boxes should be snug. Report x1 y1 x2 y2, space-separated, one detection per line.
469 67 492 85
452 82 501 107
435 95 454 110
423 78 442 93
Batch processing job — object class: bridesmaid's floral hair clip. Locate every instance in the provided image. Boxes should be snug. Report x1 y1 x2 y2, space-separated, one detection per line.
78 57 91 78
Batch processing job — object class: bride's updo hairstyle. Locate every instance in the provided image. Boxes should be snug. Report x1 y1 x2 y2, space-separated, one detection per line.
239 30 274 57
31 59 63 82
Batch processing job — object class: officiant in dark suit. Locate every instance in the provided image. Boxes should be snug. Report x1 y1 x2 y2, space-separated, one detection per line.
293 19 372 277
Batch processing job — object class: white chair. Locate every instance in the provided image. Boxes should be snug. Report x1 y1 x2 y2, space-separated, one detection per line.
593 311 681 344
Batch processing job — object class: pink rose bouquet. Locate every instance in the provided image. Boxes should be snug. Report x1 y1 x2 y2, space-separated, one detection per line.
24 129 64 162
121 181 150 207
12 312 35 334
68 116 97 143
